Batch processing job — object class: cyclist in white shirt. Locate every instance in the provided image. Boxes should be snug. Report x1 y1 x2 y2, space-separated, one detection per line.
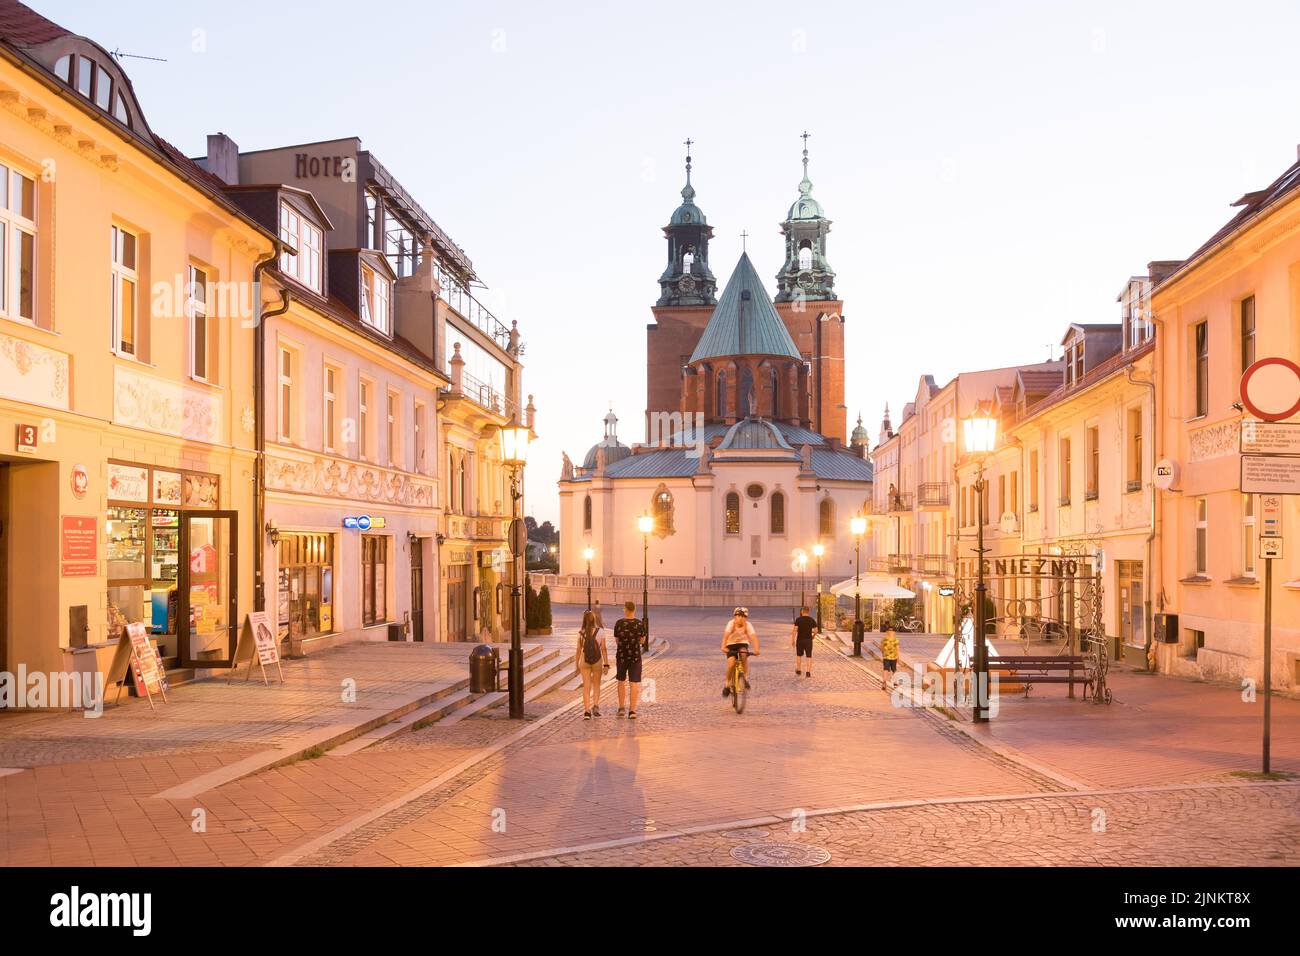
722 607 759 697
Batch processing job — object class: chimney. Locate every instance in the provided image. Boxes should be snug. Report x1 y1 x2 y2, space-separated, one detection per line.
202 133 240 185
1147 260 1183 286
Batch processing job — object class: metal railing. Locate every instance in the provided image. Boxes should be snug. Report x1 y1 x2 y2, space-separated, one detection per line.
887 492 914 513
917 483 949 508
434 262 513 352
888 553 913 572
461 369 519 420
916 554 948 576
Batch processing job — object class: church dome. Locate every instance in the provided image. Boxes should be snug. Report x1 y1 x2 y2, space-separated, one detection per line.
850 414 869 446
786 192 824 221
583 441 630 470
717 417 794 451
670 183 706 225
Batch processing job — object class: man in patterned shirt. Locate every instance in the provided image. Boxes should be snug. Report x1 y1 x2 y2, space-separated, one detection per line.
613 601 645 718
880 629 901 691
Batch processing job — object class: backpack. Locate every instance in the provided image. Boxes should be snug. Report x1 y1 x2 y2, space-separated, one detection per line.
581 628 602 665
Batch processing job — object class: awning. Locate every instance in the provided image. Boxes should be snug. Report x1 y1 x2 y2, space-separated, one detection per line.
829 576 915 599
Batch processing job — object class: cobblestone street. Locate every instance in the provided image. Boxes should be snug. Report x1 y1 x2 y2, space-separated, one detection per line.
1 606 1296 867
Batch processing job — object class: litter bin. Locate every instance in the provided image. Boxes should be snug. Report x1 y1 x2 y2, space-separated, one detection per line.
851 620 865 657
469 644 499 693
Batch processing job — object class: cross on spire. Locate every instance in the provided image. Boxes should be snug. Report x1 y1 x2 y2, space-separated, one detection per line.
740 229 748 252
801 130 811 150
683 136 693 184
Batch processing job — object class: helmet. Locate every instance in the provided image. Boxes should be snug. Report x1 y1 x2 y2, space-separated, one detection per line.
732 607 749 617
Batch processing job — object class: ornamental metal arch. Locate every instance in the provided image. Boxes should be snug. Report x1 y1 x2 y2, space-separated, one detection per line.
951 542 1111 704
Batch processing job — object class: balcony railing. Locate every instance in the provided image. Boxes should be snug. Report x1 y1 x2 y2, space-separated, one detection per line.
917 482 949 508
461 369 519 420
916 554 948 576
887 492 914 513
887 553 913 572
434 262 514 352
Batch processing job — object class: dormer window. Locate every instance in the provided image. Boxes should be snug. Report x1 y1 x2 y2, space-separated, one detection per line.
360 264 391 335
279 202 322 293
53 53 130 129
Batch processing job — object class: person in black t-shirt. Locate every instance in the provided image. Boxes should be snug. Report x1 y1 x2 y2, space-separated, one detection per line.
613 601 645 718
791 606 819 677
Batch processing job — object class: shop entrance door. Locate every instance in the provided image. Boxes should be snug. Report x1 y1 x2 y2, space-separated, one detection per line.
179 511 238 668
410 540 425 642
1117 559 1145 663
446 564 467 641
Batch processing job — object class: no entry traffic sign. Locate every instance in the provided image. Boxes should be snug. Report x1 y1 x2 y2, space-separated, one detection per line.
1240 357 1300 422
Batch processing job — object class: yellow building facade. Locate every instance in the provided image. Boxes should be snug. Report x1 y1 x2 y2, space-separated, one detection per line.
0 22 273 680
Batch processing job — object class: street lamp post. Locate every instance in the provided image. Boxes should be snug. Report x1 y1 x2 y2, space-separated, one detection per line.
638 513 654 651
583 546 594 611
813 543 825 631
499 419 531 720
794 550 808 610
850 515 868 656
963 405 998 724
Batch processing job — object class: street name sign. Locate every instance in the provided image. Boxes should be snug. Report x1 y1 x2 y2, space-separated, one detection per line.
1241 455 1300 495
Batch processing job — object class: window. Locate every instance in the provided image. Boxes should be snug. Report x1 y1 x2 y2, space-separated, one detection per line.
413 401 426 472
998 474 1006 518
323 365 339 453
110 224 138 356
1086 426 1099 500
361 264 391 334
583 494 592 532
188 265 213 381
361 535 388 626
358 380 372 460
93 63 112 111
0 164 36 322
725 491 741 535
1240 296 1255 374
653 486 674 535
1058 437 1072 505
1194 320 1209 417
1242 494 1256 578
798 241 813 271
1127 407 1143 492
387 390 400 467
770 491 785 534
277 347 295 442
819 498 833 536
76 56 92 97
279 202 322 293
1010 470 1019 515
1195 497 1208 575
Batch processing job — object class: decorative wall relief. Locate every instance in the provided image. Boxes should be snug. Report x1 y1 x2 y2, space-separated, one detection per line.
1188 419 1239 462
0 332 69 409
265 450 435 507
114 365 223 444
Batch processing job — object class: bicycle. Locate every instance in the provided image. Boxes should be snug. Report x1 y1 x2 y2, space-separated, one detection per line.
896 617 924 633
727 647 757 713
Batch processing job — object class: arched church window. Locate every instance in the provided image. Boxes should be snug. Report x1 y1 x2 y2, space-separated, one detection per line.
717 371 728 418
652 485 674 535
738 366 754 417
798 241 813 272
770 492 786 535
819 498 834 536
725 492 741 535
583 494 592 532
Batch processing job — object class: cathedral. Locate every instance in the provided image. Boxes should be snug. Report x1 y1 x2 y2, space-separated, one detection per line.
557 140 873 587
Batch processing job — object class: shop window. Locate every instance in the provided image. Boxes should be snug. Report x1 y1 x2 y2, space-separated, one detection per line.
0 163 37 323
362 534 389 626
278 533 334 638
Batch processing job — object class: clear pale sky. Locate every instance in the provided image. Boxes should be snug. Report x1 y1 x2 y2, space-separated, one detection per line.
43 0 1300 522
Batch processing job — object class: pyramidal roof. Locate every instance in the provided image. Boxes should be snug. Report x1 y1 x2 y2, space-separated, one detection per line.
689 253 801 363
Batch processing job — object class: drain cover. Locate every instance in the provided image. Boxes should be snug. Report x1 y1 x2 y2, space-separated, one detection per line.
730 842 831 867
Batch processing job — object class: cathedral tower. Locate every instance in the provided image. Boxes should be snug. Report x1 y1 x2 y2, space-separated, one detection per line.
772 133 847 443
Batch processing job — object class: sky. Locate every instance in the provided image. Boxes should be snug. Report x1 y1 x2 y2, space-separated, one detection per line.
41 0 1300 522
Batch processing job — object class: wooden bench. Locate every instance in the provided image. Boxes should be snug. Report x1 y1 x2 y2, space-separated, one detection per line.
987 655 1092 699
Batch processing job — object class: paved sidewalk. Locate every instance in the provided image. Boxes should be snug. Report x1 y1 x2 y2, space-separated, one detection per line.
871 633 1300 789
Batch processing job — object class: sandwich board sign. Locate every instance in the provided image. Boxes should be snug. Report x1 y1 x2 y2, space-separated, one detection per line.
230 611 285 685
107 622 168 709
